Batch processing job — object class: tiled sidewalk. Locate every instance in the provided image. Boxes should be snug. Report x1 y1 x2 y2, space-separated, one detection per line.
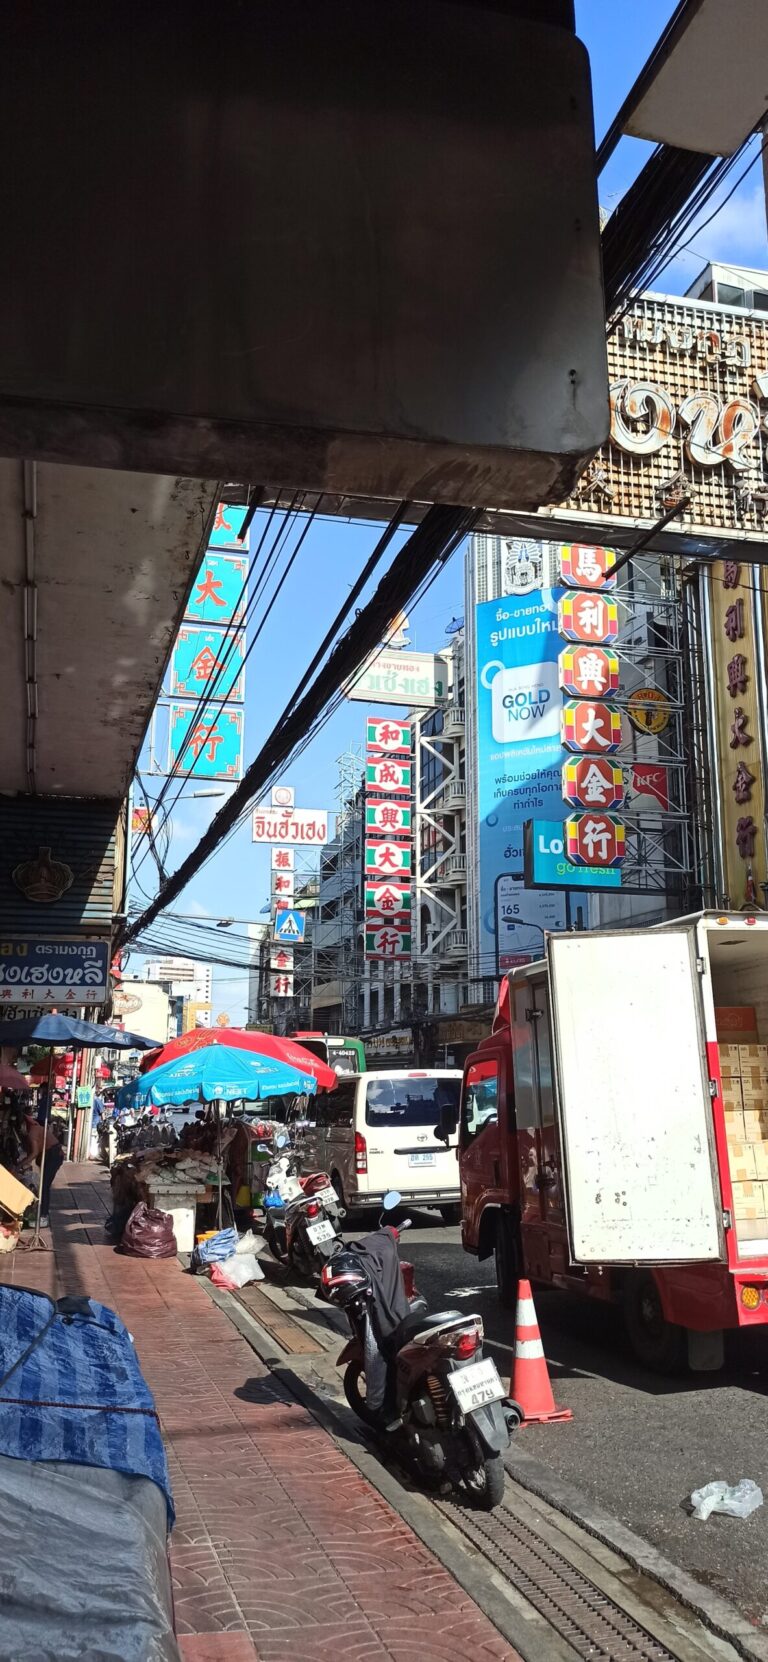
3 1164 518 1662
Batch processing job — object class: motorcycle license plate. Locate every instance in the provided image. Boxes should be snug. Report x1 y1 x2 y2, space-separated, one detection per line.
312 1185 339 1207
306 1218 336 1245
408 1152 435 1166
448 1358 505 1414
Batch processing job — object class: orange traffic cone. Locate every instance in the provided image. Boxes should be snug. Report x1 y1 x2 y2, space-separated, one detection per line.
510 1279 572 1424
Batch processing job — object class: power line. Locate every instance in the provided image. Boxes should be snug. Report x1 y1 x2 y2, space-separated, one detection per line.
119 504 480 948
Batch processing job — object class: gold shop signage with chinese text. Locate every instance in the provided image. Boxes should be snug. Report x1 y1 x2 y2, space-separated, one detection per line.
708 560 767 904
560 298 768 540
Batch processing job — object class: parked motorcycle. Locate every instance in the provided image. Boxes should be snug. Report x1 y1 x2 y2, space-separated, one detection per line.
262 1131 343 1277
320 1192 521 1509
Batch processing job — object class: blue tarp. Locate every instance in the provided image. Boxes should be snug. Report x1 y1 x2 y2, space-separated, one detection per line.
0 1286 174 1525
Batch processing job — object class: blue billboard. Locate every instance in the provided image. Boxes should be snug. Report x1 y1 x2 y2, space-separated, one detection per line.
524 820 621 890
475 590 567 969
209 503 250 549
185 552 248 625
168 703 244 781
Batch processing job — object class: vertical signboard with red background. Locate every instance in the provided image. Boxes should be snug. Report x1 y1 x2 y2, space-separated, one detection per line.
557 545 627 872
364 718 412 960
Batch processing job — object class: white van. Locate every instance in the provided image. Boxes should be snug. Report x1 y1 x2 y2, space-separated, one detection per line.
299 1069 463 1221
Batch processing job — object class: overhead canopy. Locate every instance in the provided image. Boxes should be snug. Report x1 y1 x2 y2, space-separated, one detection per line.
0 1015 160 1049
607 0 768 159
0 460 216 797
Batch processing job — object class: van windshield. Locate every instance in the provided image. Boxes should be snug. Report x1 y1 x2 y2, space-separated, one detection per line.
365 1077 460 1128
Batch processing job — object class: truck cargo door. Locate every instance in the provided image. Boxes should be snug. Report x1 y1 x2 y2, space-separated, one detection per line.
547 930 724 1265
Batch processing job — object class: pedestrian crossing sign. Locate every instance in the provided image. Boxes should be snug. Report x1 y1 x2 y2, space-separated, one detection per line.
273 908 306 943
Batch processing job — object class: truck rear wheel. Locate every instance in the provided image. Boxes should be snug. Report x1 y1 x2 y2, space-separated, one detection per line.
623 1273 686 1374
494 1213 519 1310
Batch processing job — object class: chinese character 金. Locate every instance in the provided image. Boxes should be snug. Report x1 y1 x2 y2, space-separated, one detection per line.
723 561 742 591
724 599 745 642
730 706 752 749
736 816 758 859
733 761 755 805
726 653 748 697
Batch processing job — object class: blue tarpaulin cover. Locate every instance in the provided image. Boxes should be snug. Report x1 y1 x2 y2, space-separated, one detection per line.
0 1285 174 1524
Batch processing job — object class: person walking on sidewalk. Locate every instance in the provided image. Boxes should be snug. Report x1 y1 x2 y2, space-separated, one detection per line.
19 1110 64 1227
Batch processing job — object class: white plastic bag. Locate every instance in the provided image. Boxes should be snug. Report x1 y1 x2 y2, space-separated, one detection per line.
690 1479 763 1521
235 1228 268 1257
217 1251 264 1289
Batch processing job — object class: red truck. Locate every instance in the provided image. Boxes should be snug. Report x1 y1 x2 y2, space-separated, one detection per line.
451 914 768 1372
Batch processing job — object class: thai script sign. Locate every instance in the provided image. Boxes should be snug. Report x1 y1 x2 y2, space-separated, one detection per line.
0 939 110 1006
253 809 329 845
560 298 768 538
346 650 449 707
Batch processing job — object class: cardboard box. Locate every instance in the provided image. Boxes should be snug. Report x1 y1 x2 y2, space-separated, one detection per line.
716 1007 757 1037
729 1141 757 1181
736 1219 768 1246
721 1080 744 1113
0 1163 35 1220
719 1043 745 1077
752 1142 768 1179
724 1108 746 1141
738 1044 768 1068
743 1110 768 1142
740 1068 768 1095
731 1180 767 1220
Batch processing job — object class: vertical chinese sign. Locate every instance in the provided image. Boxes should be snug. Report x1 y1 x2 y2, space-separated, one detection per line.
557 544 627 873
364 718 413 960
707 561 767 904
166 502 249 781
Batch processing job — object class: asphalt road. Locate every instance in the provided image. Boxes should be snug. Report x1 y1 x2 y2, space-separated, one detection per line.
397 1210 768 1634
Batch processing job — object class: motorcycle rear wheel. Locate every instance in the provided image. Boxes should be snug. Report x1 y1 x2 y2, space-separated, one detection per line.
343 1360 380 1428
465 1450 505 1510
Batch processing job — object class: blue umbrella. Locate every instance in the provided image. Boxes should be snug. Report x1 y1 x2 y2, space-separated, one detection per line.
117 1042 318 1109
0 1014 160 1048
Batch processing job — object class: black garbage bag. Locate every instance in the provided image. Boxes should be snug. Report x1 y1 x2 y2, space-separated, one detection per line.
120 1202 177 1260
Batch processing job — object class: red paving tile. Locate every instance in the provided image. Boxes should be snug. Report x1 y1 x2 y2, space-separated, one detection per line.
30 1164 520 1661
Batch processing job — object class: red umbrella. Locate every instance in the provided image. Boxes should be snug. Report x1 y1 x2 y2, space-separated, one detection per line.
139 1027 337 1091
0 1063 31 1091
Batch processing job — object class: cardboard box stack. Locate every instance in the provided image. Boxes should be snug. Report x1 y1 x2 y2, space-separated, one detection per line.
718 1035 768 1239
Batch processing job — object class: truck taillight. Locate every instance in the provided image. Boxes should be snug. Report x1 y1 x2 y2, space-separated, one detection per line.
355 1132 368 1174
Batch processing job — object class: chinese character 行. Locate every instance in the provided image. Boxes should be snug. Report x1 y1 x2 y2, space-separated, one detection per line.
726 653 749 697
374 930 402 958
736 816 758 859
188 722 223 763
581 819 612 861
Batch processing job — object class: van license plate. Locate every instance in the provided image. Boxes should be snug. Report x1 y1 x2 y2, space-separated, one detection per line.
448 1358 505 1414
408 1152 435 1166
307 1219 336 1245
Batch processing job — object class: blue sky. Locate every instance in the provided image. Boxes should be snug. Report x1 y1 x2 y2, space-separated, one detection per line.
128 0 768 1021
